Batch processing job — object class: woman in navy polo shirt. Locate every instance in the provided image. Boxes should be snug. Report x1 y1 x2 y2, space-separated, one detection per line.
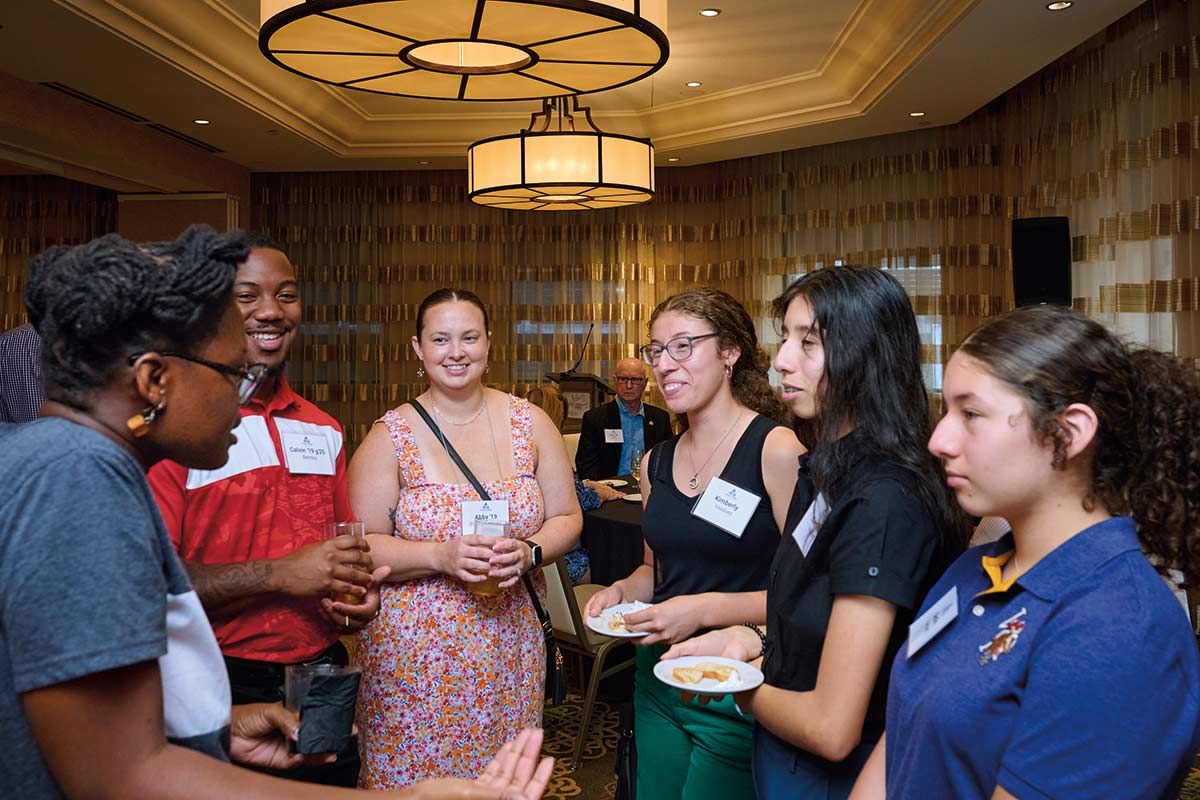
850 305 1200 800
665 267 968 799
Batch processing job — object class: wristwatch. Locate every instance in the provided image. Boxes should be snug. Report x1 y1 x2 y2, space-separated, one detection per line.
528 541 543 568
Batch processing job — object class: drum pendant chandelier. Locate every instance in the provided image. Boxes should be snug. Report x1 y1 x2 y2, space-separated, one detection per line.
258 0 669 102
467 96 653 210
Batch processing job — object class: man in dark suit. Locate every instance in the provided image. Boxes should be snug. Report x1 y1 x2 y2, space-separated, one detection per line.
576 357 672 479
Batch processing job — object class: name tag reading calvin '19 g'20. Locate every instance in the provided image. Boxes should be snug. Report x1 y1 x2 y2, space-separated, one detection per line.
460 500 510 537
690 476 762 538
280 431 335 475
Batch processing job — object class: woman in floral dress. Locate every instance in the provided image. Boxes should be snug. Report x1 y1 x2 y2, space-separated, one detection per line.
347 289 582 788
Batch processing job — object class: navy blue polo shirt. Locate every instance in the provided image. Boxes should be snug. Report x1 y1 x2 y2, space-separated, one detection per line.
885 517 1200 800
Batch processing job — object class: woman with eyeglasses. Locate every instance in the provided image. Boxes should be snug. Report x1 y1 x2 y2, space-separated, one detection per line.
585 287 803 800
663 268 967 800
0 228 552 800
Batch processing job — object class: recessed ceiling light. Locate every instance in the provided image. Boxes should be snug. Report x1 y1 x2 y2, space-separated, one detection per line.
667 157 679 162
699 8 721 17
417 160 431 165
685 81 702 88
909 111 926 117
193 119 210 125
1047 1 1072 9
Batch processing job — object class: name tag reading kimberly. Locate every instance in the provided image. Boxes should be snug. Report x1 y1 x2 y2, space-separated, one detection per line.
690 476 762 538
604 428 625 444
280 431 335 475
461 500 510 537
907 586 959 658
790 493 830 557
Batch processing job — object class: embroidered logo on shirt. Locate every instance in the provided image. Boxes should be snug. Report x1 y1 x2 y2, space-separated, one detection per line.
978 608 1027 665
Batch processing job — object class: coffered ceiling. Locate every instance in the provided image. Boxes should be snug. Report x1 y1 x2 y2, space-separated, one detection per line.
0 0 1145 175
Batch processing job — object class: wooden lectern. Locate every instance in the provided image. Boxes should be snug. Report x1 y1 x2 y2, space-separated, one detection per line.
546 372 613 434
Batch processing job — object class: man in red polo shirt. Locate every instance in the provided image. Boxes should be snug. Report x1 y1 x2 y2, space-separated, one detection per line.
149 236 378 786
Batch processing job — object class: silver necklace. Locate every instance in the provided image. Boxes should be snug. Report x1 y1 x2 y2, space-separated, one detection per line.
686 411 744 490
432 398 486 426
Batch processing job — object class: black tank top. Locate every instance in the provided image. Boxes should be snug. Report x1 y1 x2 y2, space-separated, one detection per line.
644 414 783 604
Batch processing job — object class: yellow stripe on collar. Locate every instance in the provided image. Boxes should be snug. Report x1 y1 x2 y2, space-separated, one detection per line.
975 550 1021 597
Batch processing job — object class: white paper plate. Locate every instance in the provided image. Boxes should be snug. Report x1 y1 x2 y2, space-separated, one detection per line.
596 478 628 487
653 656 764 696
622 492 643 502
585 602 652 638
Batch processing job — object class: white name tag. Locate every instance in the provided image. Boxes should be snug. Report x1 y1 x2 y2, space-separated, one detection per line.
690 476 762 538
280 431 335 475
461 500 510 536
907 586 959 658
604 428 624 444
790 493 830 557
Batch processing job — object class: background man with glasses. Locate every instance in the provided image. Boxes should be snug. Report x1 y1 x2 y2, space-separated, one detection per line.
147 235 380 787
576 357 672 480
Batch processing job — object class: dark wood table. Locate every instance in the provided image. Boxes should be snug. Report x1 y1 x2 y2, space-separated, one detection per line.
581 482 645 586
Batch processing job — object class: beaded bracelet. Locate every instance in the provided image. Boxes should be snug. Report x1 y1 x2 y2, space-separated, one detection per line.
740 622 767 659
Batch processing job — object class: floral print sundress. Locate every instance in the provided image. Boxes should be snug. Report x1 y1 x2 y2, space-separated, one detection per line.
356 395 546 788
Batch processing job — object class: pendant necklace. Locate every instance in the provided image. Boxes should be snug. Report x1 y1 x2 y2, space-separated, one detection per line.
687 411 745 490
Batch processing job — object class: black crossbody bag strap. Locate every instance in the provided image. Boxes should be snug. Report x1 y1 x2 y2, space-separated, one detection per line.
407 399 553 638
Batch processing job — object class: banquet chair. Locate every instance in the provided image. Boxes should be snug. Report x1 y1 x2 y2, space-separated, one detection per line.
542 559 636 767
562 432 581 470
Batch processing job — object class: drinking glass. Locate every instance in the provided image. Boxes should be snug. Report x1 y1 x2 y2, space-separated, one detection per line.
467 520 511 597
327 521 366 603
628 445 644 481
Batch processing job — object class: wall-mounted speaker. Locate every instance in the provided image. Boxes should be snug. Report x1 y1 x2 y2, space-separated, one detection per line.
1012 216 1071 307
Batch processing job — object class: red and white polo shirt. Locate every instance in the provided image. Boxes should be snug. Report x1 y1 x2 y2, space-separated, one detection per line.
148 377 352 663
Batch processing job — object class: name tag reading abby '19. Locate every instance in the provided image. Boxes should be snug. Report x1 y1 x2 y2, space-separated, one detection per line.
461 500 510 537
280 431 335 475
604 428 624 444
690 476 762 538
907 585 958 658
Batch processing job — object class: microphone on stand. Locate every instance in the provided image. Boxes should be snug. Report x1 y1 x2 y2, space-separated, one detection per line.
561 322 595 379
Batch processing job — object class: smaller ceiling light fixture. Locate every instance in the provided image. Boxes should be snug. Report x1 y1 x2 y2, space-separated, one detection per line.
908 111 925 117
468 96 654 211
699 8 721 17
685 81 702 87
666 157 679 162
193 119 211 124
1046 1 1072 9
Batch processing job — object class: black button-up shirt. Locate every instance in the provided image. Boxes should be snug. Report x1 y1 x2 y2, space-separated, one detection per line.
762 429 944 745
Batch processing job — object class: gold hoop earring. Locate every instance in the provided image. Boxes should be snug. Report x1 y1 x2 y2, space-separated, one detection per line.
127 402 164 438
724 363 733 378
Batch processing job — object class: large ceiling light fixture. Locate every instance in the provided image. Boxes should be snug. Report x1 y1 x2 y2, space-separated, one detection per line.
467 96 653 210
259 0 668 101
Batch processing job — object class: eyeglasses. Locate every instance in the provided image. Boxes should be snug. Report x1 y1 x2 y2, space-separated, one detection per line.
128 351 269 405
640 333 719 366
613 376 648 386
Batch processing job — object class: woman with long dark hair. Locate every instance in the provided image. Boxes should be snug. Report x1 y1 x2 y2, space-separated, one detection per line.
850 305 1200 799
666 267 966 799
584 287 804 800
0 229 551 800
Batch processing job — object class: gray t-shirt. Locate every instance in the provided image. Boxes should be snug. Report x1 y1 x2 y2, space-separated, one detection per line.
0 418 231 798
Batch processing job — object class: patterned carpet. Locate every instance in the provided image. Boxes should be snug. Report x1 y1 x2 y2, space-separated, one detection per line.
540 692 621 800
1179 765 1200 799
537 695 1200 800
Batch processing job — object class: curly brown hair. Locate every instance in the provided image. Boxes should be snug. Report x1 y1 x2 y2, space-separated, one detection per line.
649 287 790 424
958 306 1200 583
